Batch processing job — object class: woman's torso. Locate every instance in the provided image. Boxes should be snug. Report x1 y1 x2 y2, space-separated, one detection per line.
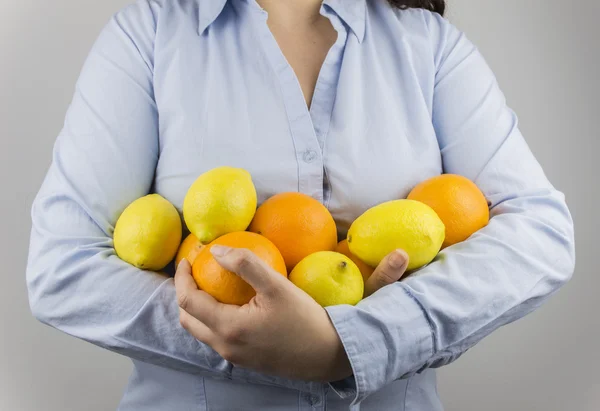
119 361 442 410
120 0 444 409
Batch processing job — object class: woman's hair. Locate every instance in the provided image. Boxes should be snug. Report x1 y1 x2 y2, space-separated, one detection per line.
388 0 446 16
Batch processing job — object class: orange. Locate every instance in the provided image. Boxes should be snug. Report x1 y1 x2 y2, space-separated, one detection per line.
248 192 337 271
336 239 375 282
407 174 489 248
192 231 287 305
175 233 205 268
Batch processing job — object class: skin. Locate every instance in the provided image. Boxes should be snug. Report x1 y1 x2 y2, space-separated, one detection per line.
174 0 411 382
258 0 338 107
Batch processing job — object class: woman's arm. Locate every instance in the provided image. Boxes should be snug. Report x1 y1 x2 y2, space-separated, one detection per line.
326 10 575 404
26 1 308 391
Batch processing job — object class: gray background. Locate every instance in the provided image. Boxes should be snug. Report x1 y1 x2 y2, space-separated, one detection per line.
1 0 598 410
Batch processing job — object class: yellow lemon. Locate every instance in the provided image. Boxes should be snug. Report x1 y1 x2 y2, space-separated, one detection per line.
183 167 257 244
348 199 445 271
289 251 364 307
114 194 182 271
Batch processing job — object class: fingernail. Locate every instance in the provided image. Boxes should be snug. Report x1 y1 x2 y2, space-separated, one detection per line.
210 245 231 257
389 250 407 269
177 258 188 269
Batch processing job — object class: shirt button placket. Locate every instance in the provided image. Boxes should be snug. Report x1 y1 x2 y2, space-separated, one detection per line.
297 143 323 202
252 1 326 203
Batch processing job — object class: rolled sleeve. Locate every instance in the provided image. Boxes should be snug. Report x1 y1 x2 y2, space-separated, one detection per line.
326 283 434 404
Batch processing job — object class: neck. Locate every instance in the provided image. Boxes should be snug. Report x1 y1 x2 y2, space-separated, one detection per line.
256 0 323 26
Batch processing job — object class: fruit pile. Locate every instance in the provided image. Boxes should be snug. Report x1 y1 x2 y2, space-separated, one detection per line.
114 167 489 307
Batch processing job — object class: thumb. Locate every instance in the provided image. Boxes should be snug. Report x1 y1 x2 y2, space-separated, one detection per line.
210 245 282 294
364 249 409 297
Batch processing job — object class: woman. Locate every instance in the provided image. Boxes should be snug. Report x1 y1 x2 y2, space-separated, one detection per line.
26 0 575 409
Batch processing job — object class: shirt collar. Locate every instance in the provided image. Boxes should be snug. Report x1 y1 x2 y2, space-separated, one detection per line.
198 0 366 43
323 0 366 42
197 0 229 35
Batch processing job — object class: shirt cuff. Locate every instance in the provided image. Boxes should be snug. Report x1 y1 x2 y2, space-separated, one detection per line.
325 283 435 405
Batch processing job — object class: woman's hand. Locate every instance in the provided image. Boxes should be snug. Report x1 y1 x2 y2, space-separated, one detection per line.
364 249 409 297
174 246 408 382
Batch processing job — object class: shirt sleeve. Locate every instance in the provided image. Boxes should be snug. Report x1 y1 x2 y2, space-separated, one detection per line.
326 10 575 405
25 0 310 392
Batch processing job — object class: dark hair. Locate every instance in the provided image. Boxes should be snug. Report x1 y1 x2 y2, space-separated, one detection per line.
388 0 446 16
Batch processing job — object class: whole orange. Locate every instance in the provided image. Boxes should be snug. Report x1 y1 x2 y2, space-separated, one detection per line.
336 239 375 282
192 231 287 305
407 174 489 248
248 192 337 271
175 233 204 268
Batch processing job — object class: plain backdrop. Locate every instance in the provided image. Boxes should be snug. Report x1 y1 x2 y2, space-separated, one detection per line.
1 1 598 410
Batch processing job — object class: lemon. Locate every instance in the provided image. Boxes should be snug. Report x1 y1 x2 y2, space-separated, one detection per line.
348 199 445 271
114 194 183 271
183 167 257 244
289 251 364 307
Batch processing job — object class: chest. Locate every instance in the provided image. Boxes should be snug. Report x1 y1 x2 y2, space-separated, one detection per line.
150 8 442 235
266 17 338 107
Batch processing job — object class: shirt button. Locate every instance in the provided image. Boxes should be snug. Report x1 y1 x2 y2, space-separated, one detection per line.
303 150 318 163
311 395 321 406
303 393 321 406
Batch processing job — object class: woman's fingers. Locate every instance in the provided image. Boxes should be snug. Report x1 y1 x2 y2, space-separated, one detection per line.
174 258 197 290
178 308 216 345
174 257 237 330
210 246 284 295
364 249 409 297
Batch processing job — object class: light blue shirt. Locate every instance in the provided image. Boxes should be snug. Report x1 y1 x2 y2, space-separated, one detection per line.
26 0 575 410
